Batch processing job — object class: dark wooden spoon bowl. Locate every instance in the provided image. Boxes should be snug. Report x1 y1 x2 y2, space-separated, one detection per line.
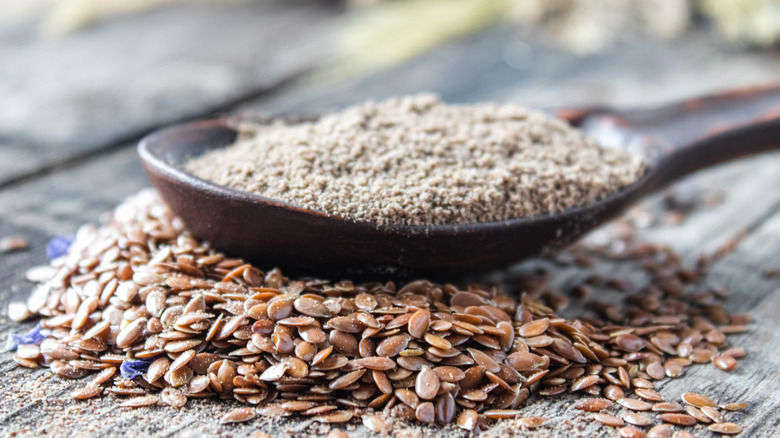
138 83 780 279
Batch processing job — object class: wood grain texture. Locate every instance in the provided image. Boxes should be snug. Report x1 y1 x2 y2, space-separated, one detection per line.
2 19 780 438
241 27 780 115
0 0 344 186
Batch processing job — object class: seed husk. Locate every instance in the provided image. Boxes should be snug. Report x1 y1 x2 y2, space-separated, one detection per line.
121 395 160 408
617 398 653 411
707 423 743 434
415 366 440 400
619 427 646 438
395 388 420 408
658 413 697 426
415 402 435 424
518 319 549 337
713 355 738 371
356 357 396 371
433 366 465 383
634 388 663 402
681 392 716 408
9 191 755 433
605 385 626 401
647 424 674 438
376 334 411 357
362 415 391 434
329 369 365 390
575 398 613 412
685 405 712 423
646 362 665 380
71 385 103 400
701 405 725 423
483 409 521 419
220 407 257 424
622 412 653 426
467 348 500 373
116 318 146 349
457 409 478 430
408 310 431 339
652 402 685 412
593 413 624 427
161 388 187 408
436 393 456 424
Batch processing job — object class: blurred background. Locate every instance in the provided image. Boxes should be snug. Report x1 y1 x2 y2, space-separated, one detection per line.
2 0 780 187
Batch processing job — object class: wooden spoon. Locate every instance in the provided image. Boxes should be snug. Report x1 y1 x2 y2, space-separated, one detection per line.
138 83 780 279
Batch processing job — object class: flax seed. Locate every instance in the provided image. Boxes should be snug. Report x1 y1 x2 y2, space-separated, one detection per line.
658 413 697 426
681 392 716 408
707 423 743 434
10 190 755 433
593 413 624 427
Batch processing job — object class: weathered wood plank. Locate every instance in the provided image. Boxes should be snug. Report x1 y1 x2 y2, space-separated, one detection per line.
0 0 344 186
3 25 780 438
242 28 780 115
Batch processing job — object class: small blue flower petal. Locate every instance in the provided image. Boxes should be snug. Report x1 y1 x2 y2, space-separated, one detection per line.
120 358 154 379
46 235 74 261
5 323 49 351
19 322 49 345
5 334 23 352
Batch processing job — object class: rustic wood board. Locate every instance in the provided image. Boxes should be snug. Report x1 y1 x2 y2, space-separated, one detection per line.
240 27 780 115
0 0 344 187
3 20 780 438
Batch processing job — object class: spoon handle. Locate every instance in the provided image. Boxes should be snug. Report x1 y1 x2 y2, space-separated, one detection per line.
566 82 780 189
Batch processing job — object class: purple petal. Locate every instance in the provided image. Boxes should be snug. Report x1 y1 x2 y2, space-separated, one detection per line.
5 334 22 351
120 358 154 379
46 235 74 261
5 323 49 351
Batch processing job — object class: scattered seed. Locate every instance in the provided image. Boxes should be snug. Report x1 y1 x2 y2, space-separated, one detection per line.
618 398 653 411
161 388 187 408
652 402 685 413
721 402 747 411
713 355 738 372
575 398 613 412
593 413 624 427
701 405 725 423
635 388 663 402
220 407 257 424
415 402 435 424
0 236 28 252
71 385 102 400
415 366 440 400
518 416 546 428
363 415 390 434
684 405 712 423
658 413 697 426
121 395 160 408
681 392 716 408
622 412 653 427
707 423 743 435
8 192 756 433
619 426 646 438
647 424 674 438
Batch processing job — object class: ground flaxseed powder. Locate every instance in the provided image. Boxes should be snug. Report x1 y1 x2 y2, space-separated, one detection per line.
185 95 646 226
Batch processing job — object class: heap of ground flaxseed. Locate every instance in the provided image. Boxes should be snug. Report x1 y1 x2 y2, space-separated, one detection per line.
7 191 749 436
184 95 646 226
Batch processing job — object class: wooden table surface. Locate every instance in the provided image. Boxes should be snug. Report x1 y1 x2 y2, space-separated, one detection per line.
2 2 780 437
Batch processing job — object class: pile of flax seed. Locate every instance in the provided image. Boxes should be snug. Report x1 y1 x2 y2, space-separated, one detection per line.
7 190 749 436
